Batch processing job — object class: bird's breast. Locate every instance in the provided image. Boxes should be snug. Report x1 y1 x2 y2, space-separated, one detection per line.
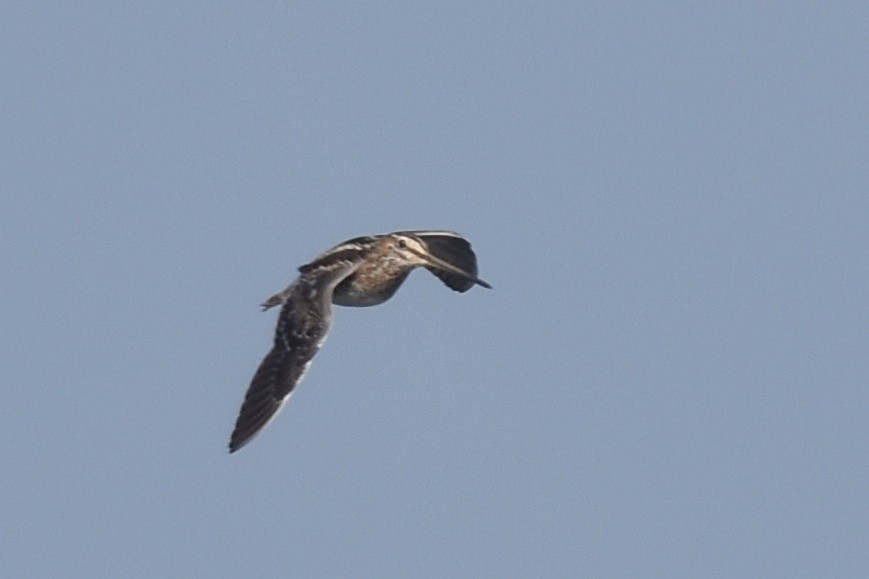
332 269 413 307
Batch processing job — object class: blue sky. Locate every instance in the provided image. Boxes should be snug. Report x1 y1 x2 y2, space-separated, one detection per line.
2 2 866 576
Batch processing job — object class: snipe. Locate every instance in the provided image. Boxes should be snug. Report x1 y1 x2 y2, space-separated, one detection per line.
229 230 491 453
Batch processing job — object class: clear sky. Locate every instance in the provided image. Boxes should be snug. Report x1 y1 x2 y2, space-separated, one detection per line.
2 2 866 577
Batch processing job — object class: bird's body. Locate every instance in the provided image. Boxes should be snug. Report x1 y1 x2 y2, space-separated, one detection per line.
229 230 490 453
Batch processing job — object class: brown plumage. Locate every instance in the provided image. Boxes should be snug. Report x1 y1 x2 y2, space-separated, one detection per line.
229 230 491 453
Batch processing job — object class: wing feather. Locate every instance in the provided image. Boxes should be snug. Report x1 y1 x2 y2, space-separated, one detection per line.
229 259 361 453
412 232 483 292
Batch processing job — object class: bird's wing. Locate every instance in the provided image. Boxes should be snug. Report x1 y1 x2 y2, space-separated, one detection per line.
300 235 376 273
410 231 485 292
229 260 362 453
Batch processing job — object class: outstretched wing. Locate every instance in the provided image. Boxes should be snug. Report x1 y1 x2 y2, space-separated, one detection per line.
228 294 331 453
406 231 487 292
230 252 365 453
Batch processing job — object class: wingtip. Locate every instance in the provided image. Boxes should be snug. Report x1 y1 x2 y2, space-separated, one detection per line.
228 434 250 454
228 424 260 453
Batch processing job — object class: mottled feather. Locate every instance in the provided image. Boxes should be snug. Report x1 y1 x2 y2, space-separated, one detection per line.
228 230 490 453
229 264 359 452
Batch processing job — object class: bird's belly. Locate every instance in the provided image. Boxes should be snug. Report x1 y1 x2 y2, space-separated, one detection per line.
332 290 389 307
332 272 409 307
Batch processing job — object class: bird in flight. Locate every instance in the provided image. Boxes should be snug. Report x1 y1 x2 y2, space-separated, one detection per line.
228 230 491 453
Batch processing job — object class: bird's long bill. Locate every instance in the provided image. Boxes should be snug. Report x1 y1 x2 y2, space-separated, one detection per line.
408 245 492 289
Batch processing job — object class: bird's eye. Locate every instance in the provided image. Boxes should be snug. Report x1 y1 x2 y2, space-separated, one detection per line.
398 239 407 248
